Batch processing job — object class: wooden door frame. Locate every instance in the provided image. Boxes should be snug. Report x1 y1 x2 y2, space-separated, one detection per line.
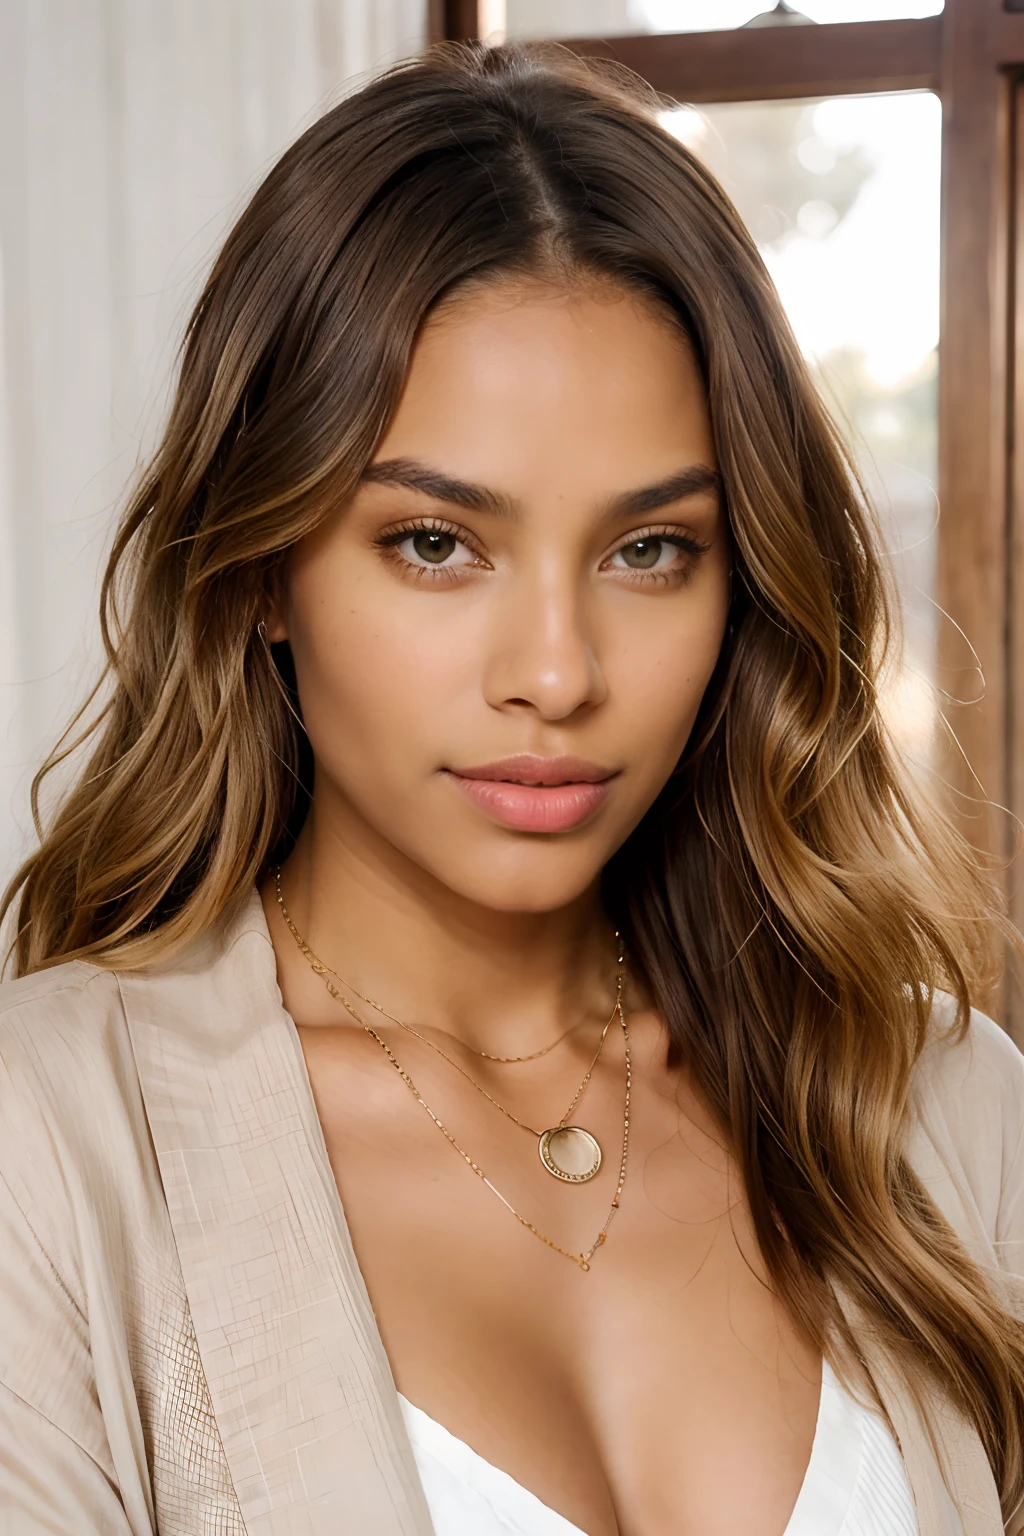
430 1 1024 1038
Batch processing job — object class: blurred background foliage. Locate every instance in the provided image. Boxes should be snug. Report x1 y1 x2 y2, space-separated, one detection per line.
666 94 941 759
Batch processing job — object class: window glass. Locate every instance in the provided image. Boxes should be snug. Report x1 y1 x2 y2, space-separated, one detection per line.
663 91 941 760
503 0 942 42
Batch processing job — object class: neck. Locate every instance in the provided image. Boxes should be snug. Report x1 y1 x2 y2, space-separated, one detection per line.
264 801 622 1057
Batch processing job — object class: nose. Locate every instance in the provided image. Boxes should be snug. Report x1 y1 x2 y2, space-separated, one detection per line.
480 561 607 721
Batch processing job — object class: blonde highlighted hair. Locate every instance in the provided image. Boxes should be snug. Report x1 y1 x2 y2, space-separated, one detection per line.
3 40 1023 1512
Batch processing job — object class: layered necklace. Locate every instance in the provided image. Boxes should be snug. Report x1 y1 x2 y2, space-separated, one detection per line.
275 869 631 1271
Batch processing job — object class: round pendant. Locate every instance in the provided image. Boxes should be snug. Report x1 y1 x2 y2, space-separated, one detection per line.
538 1125 602 1183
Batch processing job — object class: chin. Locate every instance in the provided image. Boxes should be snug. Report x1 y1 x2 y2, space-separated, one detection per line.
430 847 608 915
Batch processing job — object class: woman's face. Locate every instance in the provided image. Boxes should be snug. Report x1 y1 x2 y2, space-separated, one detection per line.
270 277 730 913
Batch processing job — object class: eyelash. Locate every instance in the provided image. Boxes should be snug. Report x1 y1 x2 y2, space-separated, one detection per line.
373 517 712 586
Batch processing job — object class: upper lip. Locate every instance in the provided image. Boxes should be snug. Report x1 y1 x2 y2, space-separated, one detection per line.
445 754 617 786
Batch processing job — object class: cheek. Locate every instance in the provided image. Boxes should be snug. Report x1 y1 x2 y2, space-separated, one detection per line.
604 583 728 768
284 567 475 772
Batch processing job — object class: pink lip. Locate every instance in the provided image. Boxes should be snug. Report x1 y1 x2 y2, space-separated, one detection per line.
442 754 617 833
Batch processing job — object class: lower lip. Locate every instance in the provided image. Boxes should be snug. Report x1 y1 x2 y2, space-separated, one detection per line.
443 772 612 832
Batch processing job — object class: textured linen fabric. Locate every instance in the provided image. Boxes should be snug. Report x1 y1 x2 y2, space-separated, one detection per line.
398 1355 920 1536
0 887 1022 1536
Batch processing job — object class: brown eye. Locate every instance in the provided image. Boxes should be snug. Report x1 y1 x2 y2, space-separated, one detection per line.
605 530 709 580
619 537 664 569
376 520 480 575
411 529 458 564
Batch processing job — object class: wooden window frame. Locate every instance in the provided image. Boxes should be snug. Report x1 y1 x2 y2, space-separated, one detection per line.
431 1 1024 1038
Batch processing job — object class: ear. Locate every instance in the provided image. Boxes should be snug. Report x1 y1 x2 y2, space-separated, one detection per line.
262 573 289 643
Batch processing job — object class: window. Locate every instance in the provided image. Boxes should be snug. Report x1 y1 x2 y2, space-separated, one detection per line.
503 1 943 41
666 92 941 762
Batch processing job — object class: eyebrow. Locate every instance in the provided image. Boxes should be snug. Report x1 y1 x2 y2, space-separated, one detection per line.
360 457 721 521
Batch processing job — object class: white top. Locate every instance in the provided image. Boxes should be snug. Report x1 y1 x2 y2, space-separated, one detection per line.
398 1358 920 1535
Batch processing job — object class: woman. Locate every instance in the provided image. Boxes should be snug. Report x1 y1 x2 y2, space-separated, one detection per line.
0 39 1021 1536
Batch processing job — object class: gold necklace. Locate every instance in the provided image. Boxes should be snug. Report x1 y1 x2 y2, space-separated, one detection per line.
275 869 624 1185
333 982 589 1064
288 913 613 1065
360 1009 631 1272
389 1011 613 1166
274 874 632 1270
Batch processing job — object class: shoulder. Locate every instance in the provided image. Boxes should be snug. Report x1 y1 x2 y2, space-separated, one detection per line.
0 961 138 1147
0 962 158 1301
911 989 1024 1149
0 958 132 1069
908 990 1024 1277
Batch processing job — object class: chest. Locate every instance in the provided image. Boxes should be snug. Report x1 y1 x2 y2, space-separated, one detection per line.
299 1020 824 1536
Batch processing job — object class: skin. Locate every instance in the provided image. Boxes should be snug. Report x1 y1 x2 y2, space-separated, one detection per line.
261 276 821 1536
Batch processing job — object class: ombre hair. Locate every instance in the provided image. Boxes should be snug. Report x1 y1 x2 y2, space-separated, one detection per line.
3 40 1023 1511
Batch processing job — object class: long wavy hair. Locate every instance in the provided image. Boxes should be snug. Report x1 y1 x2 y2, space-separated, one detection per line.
3 39 1022 1510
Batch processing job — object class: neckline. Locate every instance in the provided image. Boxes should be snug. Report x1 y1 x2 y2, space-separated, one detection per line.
254 879 861 1535
399 1357 867 1536
114 886 940 1534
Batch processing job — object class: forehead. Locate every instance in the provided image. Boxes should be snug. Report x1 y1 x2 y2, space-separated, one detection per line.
379 277 716 499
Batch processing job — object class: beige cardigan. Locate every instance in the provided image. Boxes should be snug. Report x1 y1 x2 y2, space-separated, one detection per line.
0 887 1022 1536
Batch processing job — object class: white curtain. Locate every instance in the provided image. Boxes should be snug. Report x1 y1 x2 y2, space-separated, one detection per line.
505 0 637 36
0 0 426 888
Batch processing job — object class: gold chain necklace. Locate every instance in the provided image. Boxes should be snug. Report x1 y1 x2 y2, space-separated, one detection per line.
281 898 615 1066
274 873 632 1271
475 1028 582 1064
359 1013 631 1272
280 889 620 1113
290 946 587 1064
327 981 593 1064
389 1010 613 1146
275 868 623 1184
